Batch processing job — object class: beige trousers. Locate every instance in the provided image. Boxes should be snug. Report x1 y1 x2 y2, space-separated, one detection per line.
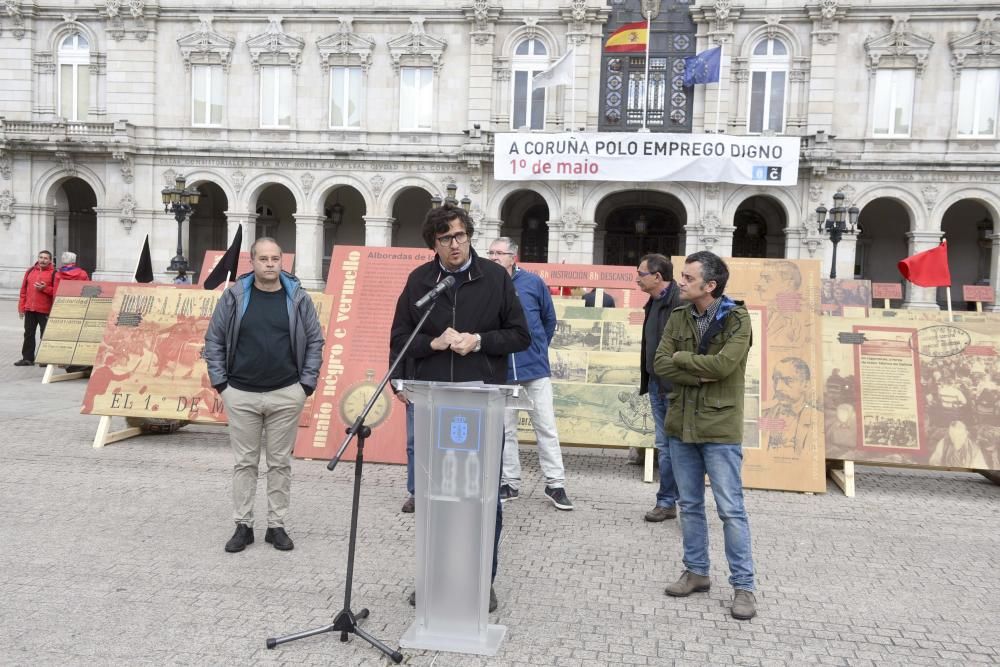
221 383 306 527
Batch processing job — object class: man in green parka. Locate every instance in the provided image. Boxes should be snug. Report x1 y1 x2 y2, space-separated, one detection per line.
653 250 758 621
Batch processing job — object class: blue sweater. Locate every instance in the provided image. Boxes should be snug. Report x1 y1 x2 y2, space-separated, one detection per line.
507 267 556 382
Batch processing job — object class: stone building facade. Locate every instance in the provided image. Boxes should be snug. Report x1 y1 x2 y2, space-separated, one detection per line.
0 0 997 309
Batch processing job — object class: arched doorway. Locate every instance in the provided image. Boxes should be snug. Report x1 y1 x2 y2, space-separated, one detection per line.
499 190 549 262
596 191 685 266
253 184 297 253
321 185 366 279
392 188 433 248
855 198 910 291
188 181 228 279
941 200 993 309
732 196 787 258
53 177 97 276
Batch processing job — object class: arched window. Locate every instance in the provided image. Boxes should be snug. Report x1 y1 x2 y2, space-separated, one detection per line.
58 33 90 121
747 37 788 134
511 38 549 130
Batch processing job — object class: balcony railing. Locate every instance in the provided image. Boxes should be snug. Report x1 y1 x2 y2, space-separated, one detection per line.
0 118 132 142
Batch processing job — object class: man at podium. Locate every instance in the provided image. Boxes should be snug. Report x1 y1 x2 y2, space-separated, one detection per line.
390 203 530 612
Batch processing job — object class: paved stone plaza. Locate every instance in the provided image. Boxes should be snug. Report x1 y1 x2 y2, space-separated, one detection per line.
1 298 998 666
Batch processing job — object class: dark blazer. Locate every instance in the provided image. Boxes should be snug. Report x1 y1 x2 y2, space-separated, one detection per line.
390 250 530 385
639 281 681 396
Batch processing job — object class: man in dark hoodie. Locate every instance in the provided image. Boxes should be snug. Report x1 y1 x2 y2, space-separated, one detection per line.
390 204 530 612
654 251 757 621
204 237 325 554
16 250 57 366
636 253 682 522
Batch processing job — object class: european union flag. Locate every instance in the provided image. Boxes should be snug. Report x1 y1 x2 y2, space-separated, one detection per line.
683 46 722 86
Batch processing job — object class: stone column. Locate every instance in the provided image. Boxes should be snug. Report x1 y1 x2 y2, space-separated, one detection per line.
988 232 1000 312
902 231 942 310
226 212 255 251
364 216 395 247
783 226 804 260
294 214 325 289
464 5 500 130
475 217 502 255
590 223 604 264
701 225 735 258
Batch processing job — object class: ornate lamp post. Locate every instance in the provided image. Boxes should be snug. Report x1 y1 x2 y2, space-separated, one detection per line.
815 191 860 279
430 183 472 211
160 175 201 272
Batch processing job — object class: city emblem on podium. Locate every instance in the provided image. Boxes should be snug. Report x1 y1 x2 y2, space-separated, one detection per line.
450 415 468 445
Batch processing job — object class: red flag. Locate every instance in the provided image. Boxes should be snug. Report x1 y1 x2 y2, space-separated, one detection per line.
897 241 951 287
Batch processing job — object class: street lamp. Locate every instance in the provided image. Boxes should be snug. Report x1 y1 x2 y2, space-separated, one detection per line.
161 175 201 273
430 185 472 212
815 191 860 279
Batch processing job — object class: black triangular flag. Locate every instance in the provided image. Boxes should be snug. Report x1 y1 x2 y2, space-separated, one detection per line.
202 226 243 290
134 234 154 283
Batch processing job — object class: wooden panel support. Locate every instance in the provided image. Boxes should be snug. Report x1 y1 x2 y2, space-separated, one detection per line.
92 416 144 449
41 365 87 384
828 460 855 497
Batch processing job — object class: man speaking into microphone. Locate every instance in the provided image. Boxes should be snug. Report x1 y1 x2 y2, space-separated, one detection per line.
390 202 529 612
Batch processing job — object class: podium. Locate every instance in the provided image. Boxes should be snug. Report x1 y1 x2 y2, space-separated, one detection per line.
398 380 531 656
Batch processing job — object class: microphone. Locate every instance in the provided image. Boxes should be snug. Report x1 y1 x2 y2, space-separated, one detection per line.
415 275 456 309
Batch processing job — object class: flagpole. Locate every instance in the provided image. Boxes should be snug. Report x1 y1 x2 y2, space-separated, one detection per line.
946 285 953 322
714 42 723 133
642 11 651 130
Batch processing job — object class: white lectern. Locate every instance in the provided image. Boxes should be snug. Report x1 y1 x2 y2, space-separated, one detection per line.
398 380 530 656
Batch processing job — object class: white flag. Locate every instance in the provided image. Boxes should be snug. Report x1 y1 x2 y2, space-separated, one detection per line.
531 49 575 90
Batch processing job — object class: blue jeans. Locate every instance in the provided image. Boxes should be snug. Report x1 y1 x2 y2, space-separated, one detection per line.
668 436 755 591
648 378 678 508
405 402 415 496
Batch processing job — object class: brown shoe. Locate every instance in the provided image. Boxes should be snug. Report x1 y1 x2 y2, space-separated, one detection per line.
401 496 415 513
731 589 757 620
664 571 711 597
644 505 677 522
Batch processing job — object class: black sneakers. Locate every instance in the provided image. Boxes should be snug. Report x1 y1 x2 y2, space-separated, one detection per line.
401 496 415 513
13 359 33 366
544 486 574 511
224 524 254 553
265 527 294 551
499 484 519 503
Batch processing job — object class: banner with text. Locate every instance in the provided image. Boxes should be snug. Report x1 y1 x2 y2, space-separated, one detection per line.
494 132 800 185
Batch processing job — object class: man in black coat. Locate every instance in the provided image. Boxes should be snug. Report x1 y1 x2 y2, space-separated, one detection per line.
637 253 683 523
390 203 530 612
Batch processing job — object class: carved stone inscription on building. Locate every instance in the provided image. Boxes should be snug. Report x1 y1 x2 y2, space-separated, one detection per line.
157 157 455 173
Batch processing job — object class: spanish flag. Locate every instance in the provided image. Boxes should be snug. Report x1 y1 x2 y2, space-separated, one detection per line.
605 21 648 53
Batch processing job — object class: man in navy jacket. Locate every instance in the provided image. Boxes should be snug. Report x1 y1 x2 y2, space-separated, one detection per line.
489 237 573 511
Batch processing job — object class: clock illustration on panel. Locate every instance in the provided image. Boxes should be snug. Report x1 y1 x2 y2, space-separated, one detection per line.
339 369 391 427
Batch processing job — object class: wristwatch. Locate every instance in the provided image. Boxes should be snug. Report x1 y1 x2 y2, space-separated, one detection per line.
473 333 482 353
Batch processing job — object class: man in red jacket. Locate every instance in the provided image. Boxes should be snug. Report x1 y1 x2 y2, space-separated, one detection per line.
16 250 57 366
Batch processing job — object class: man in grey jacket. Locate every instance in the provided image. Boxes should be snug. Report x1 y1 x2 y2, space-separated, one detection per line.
204 237 325 553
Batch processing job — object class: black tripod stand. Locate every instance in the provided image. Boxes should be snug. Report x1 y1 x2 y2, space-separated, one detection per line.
265 302 438 663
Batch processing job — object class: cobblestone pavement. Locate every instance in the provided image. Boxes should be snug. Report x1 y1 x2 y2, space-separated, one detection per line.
1 299 998 666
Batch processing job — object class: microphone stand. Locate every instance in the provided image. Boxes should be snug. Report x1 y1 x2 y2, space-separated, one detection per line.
265 302 440 663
